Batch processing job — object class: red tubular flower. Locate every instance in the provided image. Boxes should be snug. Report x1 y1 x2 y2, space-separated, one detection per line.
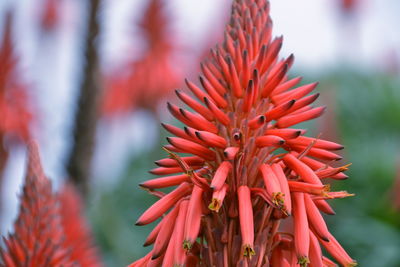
210 161 232 190
309 231 323 267
129 252 152 267
152 205 179 258
58 183 104 266
183 185 204 250
136 182 192 226
314 199 336 215
272 163 292 215
144 219 164 247
292 192 310 266
304 194 330 242
172 200 189 267
259 164 285 211
283 154 323 185
208 184 228 212
133 0 356 266
0 142 73 266
319 233 358 267
300 155 349 180
288 181 329 196
238 185 255 257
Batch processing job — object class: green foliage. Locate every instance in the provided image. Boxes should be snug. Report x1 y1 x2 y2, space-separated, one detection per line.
319 70 400 266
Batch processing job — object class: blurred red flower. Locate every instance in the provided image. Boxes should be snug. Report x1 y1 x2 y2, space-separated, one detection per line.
0 12 32 143
40 0 59 32
59 183 104 267
102 0 182 115
0 11 33 178
0 142 73 266
0 142 104 266
339 0 359 16
132 0 357 266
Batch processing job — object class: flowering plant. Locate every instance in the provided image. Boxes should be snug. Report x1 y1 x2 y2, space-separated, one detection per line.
0 143 103 266
133 0 356 266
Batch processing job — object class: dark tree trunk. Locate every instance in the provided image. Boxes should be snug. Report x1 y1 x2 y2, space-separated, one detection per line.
66 0 101 196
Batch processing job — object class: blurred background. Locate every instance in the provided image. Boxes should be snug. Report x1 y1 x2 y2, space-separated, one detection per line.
0 0 399 266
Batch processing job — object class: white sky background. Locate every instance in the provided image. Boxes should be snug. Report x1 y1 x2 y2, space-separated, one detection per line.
0 0 399 233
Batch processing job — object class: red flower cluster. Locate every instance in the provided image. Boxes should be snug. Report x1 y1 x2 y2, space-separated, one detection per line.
0 143 72 266
0 12 32 144
133 0 356 266
102 0 181 115
0 11 33 180
40 0 59 32
59 183 104 267
0 142 103 267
